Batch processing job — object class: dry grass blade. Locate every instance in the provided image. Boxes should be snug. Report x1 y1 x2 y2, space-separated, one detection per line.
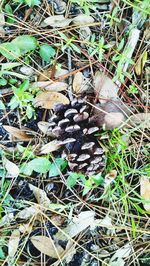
34 92 70 109
3 125 33 140
30 235 64 258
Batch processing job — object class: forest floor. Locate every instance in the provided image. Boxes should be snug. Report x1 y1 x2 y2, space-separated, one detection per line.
0 0 150 265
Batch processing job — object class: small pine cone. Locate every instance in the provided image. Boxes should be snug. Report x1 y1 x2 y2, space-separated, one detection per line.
48 98 105 176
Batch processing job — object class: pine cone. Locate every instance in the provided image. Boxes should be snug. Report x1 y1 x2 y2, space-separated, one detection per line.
48 98 105 176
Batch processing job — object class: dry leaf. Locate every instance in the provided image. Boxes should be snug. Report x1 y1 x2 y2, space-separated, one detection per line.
8 229 20 258
128 113 150 128
73 72 84 94
16 206 39 220
19 223 32 234
140 176 150 212
28 183 51 208
3 125 32 140
104 170 117 188
110 243 132 263
55 68 68 79
104 112 126 130
32 80 68 91
20 66 35 76
55 211 95 241
40 140 62 154
3 158 19 178
73 14 94 26
0 213 14 227
31 235 64 258
34 91 70 109
44 15 72 28
38 68 52 81
38 121 51 134
94 71 118 103
79 26 91 40
135 51 147 76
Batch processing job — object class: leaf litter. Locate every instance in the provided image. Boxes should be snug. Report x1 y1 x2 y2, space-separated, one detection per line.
0 0 149 265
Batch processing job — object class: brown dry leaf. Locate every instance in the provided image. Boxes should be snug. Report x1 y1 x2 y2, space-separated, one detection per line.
32 81 68 91
31 235 64 258
135 51 147 76
19 223 32 234
104 112 126 130
128 113 150 128
38 68 52 81
34 92 70 109
3 125 32 140
8 229 20 258
104 170 117 188
3 158 19 178
40 140 62 154
38 121 50 134
140 176 150 212
73 14 94 26
44 15 72 27
28 183 51 208
93 71 118 103
73 72 84 94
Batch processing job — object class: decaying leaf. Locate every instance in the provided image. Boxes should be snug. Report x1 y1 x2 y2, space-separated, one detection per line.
3 158 19 178
31 235 64 258
0 13 5 26
55 211 95 241
109 243 132 264
104 170 117 188
3 125 33 140
20 66 35 76
93 71 118 103
33 80 68 91
0 213 14 227
16 206 39 220
135 50 147 76
72 14 94 26
104 112 126 130
19 223 32 234
28 183 51 208
38 121 50 134
40 140 62 154
140 176 150 212
73 72 84 94
34 91 70 109
128 113 150 128
8 229 20 258
44 15 72 28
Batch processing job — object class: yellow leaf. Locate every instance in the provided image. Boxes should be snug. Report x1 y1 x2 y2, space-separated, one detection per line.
34 92 70 109
135 51 147 76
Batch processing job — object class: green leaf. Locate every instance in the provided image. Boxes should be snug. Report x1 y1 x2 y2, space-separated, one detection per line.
39 44 56 63
0 247 5 259
0 100 5 110
67 172 79 188
4 4 15 24
21 157 51 175
12 35 38 53
92 173 104 186
13 0 40 7
1 62 22 71
0 78 7 86
49 158 67 177
0 42 21 60
26 105 34 119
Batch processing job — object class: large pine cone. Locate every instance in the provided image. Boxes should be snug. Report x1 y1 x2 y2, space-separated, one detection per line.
48 98 105 176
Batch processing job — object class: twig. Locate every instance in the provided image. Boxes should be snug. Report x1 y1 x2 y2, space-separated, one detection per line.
67 48 73 101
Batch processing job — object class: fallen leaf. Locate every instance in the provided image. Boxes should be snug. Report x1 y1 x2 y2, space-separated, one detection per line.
3 125 33 140
109 257 125 266
40 140 62 154
30 235 64 258
8 229 20 258
93 71 118 103
128 113 150 128
73 14 94 26
135 50 147 76
3 158 19 178
38 68 52 81
109 243 132 263
44 15 72 28
55 68 68 79
0 213 14 227
73 72 84 94
20 66 35 76
16 206 39 220
32 80 68 91
104 112 126 130
38 121 51 134
19 223 32 234
140 176 150 212
55 211 95 241
28 183 51 208
34 91 70 109
104 170 117 188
